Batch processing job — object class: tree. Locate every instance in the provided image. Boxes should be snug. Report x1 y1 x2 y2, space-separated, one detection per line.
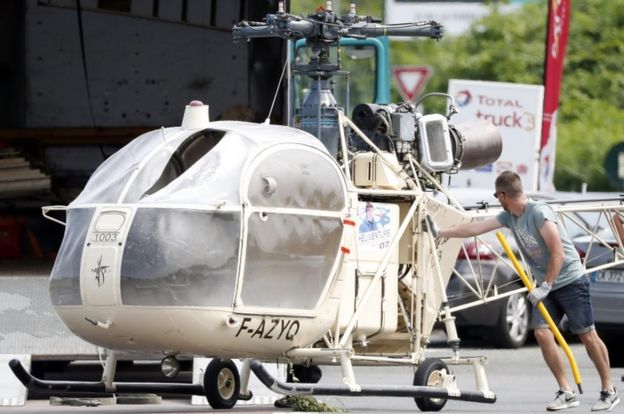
391 0 624 191
290 0 382 16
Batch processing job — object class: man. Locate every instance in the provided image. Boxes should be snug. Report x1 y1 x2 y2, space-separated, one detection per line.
359 202 378 233
432 171 619 412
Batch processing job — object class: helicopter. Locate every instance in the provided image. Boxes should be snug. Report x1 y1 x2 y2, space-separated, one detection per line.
13 1 622 411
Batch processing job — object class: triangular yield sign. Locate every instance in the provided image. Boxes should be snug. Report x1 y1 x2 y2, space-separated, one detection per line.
392 66 433 102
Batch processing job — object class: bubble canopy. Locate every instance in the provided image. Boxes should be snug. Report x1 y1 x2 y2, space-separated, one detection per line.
51 121 349 313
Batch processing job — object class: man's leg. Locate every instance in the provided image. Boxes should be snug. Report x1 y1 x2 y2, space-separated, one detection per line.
531 297 580 411
534 327 572 391
556 277 614 391
555 277 619 411
578 330 613 391
581 330 620 411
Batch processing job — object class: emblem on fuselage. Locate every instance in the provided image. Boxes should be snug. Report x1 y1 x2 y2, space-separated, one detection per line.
91 255 109 287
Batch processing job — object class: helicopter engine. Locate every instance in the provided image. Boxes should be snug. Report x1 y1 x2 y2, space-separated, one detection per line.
351 102 502 174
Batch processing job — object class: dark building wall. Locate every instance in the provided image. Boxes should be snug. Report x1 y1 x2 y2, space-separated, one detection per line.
13 0 282 128
0 0 25 128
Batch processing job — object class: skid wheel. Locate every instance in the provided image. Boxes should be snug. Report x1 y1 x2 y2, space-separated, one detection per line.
204 358 240 409
413 358 449 412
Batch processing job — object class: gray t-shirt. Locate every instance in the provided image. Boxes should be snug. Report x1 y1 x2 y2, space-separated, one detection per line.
496 200 583 290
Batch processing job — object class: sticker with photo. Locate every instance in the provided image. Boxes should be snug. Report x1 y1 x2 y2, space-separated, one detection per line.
358 202 392 249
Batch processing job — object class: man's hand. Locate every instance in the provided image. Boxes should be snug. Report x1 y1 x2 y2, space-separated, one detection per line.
422 215 440 238
527 281 552 306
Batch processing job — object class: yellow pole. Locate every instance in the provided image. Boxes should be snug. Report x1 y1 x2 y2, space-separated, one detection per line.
496 231 583 394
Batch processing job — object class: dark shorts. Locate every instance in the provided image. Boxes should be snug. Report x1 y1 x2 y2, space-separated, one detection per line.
530 276 595 335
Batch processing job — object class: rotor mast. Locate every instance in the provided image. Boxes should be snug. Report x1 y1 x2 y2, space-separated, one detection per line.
233 1 443 156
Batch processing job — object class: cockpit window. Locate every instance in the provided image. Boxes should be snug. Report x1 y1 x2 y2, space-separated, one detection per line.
139 130 253 206
50 208 94 306
72 128 228 205
246 148 346 211
72 128 188 205
241 213 342 309
143 130 226 197
120 208 239 307
71 129 171 205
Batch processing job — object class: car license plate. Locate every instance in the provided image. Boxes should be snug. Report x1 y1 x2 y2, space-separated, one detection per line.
595 269 624 283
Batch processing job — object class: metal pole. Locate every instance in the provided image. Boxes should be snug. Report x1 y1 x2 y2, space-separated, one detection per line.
496 231 583 394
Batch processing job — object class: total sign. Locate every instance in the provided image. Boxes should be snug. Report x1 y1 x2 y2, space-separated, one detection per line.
448 79 544 191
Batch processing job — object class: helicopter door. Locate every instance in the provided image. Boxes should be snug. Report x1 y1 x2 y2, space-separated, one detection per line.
238 144 348 313
80 208 130 306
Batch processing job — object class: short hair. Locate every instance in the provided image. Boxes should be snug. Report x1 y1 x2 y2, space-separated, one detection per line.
495 170 523 198
365 202 373 211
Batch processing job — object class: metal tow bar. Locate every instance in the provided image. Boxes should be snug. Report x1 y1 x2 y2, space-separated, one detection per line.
496 231 583 394
249 360 496 404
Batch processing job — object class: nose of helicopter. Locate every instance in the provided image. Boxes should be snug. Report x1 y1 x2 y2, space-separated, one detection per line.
48 120 351 354
49 202 347 355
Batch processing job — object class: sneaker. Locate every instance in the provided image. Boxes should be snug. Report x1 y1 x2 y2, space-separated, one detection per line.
591 387 620 412
546 389 580 411
273 395 296 408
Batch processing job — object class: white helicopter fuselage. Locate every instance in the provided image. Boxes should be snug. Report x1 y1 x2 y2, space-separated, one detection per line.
50 120 355 359
48 111 470 362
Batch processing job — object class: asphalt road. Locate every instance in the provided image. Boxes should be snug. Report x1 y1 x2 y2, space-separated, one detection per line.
4 341 623 413
1 262 622 412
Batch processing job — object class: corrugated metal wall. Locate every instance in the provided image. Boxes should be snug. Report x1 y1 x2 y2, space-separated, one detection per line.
2 0 283 128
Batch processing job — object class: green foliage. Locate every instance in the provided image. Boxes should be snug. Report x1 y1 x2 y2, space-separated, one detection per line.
290 0 382 17
390 0 624 191
283 395 346 412
286 0 623 190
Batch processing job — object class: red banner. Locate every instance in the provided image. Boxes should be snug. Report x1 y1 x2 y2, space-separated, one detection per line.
539 0 570 191
541 0 570 149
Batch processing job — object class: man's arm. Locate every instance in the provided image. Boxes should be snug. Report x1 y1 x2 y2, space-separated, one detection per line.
439 217 502 238
539 220 565 286
614 213 624 247
527 219 564 305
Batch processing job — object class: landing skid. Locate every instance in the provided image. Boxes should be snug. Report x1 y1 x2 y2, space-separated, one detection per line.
250 360 496 404
9 358 496 405
8 358 203 396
